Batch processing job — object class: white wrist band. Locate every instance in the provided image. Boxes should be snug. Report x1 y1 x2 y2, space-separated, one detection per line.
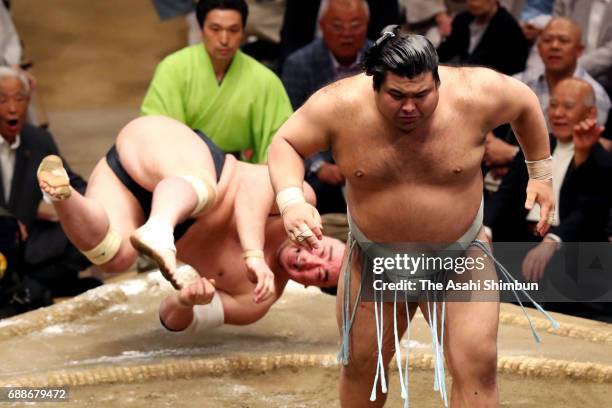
525 156 553 181
276 186 305 215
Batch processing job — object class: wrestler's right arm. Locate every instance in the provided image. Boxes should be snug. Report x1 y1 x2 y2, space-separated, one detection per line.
268 90 335 250
159 277 217 331
159 278 283 330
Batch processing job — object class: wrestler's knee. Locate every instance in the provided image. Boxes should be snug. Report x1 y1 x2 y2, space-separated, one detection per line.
98 244 136 273
343 347 383 382
447 340 497 388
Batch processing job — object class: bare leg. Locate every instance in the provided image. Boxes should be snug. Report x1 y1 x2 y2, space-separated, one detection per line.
117 116 218 287
421 229 500 408
336 247 417 408
130 177 199 287
38 157 143 272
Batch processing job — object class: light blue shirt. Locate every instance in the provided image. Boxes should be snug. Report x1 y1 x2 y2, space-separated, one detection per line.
514 65 611 126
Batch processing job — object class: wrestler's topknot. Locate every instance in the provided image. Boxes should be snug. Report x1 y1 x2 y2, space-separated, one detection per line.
363 27 440 90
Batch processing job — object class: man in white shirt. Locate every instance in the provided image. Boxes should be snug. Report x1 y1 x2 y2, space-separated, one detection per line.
0 66 96 298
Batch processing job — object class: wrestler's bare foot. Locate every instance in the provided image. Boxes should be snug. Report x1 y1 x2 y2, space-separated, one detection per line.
130 218 179 289
37 155 71 201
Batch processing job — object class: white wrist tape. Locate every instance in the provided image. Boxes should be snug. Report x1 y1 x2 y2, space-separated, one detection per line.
525 156 553 181
276 186 305 215
183 292 225 333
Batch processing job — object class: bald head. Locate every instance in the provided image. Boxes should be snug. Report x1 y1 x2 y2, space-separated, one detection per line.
554 77 595 107
319 0 369 65
548 77 596 141
538 17 583 75
542 17 582 42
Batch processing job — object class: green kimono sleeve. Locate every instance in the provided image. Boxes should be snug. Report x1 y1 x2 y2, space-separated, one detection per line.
141 56 187 124
250 74 293 163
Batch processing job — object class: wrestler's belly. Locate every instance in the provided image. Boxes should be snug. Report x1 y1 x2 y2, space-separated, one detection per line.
347 180 483 243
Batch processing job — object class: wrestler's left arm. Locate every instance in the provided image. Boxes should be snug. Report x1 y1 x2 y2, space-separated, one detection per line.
235 165 317 304
478 68 555 237
234 165 277 304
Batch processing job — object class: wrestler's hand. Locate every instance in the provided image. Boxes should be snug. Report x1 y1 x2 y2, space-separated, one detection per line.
282 202 323 251
176 277 216 307
525 179 555 237
522 240 556 282
245 257 276 304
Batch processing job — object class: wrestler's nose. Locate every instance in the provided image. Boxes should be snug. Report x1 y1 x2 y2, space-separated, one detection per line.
401 100 417 113
301 252 324 268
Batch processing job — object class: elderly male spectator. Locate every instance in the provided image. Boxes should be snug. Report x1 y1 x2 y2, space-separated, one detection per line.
437 0 530 75
0 67 99 298
278 0 400 68
141 0 292 163
485 17 611 177
485 78 612 252
553 0 612 95
282 0 371 214
282 0 371 109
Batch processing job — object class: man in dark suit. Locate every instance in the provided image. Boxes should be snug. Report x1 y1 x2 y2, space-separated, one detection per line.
437 0 529 75
278 0 399 70
282 0 372 214
485 77 612 280
0 66 99 298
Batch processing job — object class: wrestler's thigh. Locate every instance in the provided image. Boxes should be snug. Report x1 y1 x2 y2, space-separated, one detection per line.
336 248 414 367
438 229 499 362
115 116 217 191
86 158 145 249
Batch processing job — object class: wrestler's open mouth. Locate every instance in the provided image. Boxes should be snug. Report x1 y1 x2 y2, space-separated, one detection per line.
7 119 18 126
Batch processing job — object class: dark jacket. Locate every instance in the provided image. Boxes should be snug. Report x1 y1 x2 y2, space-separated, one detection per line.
437 6 529 75
485 136 612 242
282 38 372 110
0 124 87 261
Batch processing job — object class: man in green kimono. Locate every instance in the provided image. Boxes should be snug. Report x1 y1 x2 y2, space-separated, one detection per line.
141 0 292 163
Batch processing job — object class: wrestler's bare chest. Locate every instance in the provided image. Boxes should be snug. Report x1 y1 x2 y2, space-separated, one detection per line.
334 106 485 188
330 95 486 241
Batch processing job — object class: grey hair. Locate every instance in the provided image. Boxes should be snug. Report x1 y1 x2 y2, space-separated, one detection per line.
0 66 30 94
318 0 370 22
